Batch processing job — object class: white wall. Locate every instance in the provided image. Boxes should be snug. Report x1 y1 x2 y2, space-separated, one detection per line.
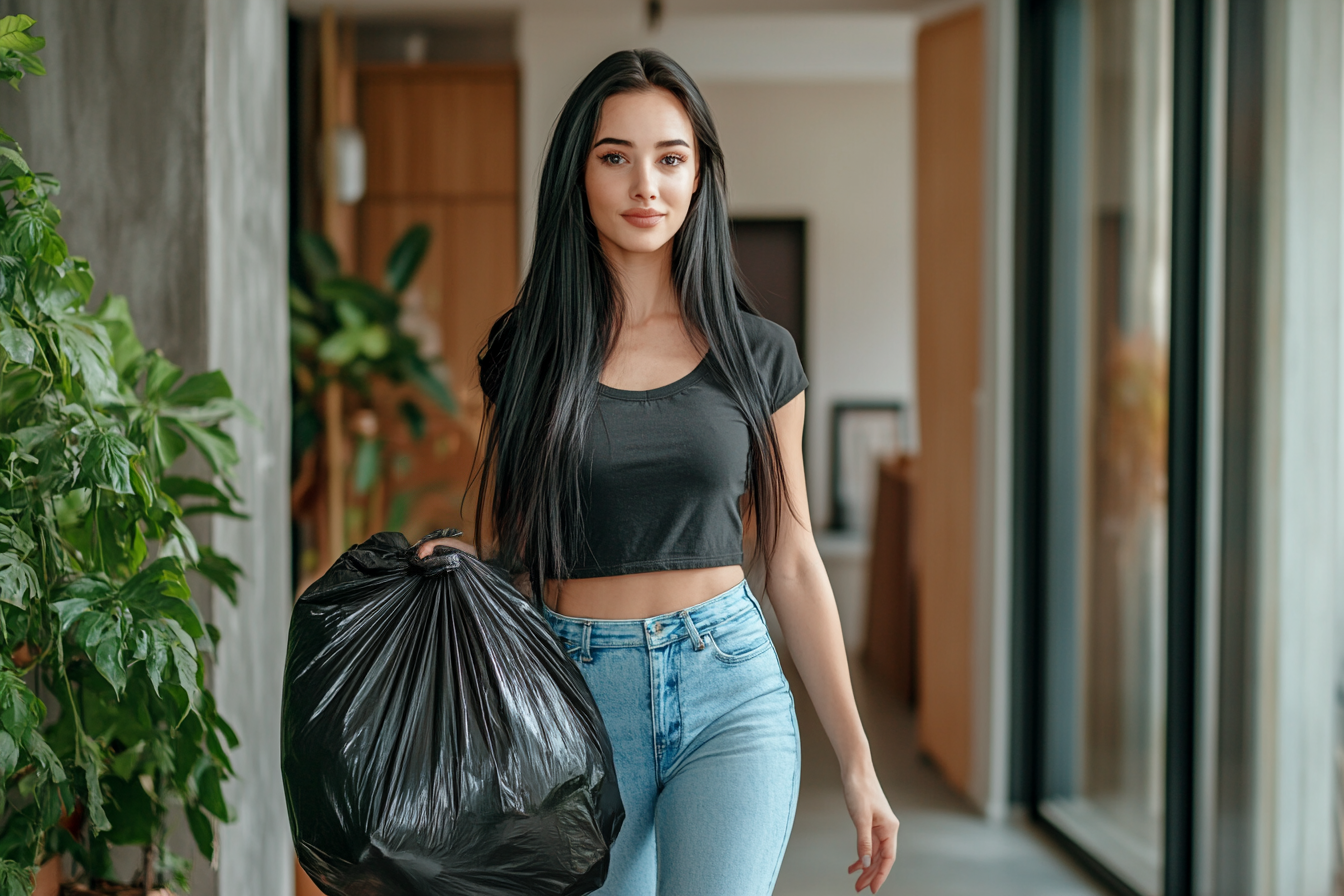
515 11 917 517
702 82 913 516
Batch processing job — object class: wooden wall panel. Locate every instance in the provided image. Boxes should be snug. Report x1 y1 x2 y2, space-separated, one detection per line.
356 64 519 542
362 65 517 199
913 7 984 797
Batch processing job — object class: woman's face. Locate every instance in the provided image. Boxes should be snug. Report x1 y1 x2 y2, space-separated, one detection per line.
584 87 700 258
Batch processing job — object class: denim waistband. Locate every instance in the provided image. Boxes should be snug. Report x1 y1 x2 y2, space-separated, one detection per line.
542 578 759 650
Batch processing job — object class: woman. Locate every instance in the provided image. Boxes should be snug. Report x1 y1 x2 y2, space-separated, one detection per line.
418 49 898 895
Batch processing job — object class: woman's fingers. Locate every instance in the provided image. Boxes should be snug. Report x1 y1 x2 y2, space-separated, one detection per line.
869 822 898 892
847 811 899 893
849 813 874 891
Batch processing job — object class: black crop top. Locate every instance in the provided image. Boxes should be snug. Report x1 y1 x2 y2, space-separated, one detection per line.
564 313 808 578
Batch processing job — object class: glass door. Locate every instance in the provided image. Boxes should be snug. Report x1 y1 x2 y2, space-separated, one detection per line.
1037 0 1174 892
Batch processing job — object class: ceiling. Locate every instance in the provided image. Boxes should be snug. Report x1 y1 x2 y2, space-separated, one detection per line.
286 0 963 20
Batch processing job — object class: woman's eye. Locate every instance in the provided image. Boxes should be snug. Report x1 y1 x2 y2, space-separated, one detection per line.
600 153 625 165
661 155 685 166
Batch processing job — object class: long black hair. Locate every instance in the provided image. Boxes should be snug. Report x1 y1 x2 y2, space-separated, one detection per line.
473 48 798 600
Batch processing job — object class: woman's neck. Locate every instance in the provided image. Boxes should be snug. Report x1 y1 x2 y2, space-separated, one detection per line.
601 236 678 323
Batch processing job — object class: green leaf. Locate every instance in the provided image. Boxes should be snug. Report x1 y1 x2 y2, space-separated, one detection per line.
195 765 229 821
103 775 154 845
296 230 340 283
120 556 189 605
17 51 44 77
402 353 457 413
149 417 188 470
76 734 110 833
162 395 257 428
81 431 138 494
0 732 17 777
288 284 316 316
0 553 38 608
161 476 230 502
53 315 118 402
360 324 390 359
53 598 92 632
146 634 168 695
185 803 215 860
109 742 143 780
334 299 366 330
397 400 426 439
0 16 35 40
383 223 431 293
195 547 243 604
204 726 235 776
172 419 239 476
158 517 200 565
92 295 146 378
316 277 400 324
316 328 362 365
0 315 35 365
171 644 200 710
0 147 28 174
93 635 127 695
144 352 184 400
352 438 381 495
0 16 43 54
23 729 64 783
166 370 232 406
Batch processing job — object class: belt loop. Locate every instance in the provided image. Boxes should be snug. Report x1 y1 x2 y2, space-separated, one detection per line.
679 609 705 651
581 621 593 663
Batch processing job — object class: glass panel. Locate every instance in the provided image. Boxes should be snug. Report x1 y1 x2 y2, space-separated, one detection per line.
1039 1 1173 893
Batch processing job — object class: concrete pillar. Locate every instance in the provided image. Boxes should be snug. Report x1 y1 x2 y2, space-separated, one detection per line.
0 3 291 895
1254 1 1344 893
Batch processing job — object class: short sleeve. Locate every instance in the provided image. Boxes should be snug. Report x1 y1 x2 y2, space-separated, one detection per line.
744 315 808 413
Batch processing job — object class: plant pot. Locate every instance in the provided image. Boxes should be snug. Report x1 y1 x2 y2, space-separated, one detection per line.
32 858 60 896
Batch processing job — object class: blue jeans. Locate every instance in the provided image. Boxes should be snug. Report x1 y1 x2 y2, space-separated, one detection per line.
543 579 802 896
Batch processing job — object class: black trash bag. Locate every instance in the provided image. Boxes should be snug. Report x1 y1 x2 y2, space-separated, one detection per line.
281 530 624 896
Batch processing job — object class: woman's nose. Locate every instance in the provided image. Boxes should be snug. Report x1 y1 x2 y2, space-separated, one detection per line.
632 164 657 201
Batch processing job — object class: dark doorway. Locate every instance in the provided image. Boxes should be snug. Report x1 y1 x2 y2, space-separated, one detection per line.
731 218 806 367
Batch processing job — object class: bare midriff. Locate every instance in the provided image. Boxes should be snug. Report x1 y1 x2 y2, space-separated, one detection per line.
543 564 746 620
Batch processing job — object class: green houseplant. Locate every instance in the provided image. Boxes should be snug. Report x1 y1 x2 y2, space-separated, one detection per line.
0 16 240 894
288 227 457 557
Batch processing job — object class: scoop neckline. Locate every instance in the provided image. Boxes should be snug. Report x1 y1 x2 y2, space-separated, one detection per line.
596 355 710 401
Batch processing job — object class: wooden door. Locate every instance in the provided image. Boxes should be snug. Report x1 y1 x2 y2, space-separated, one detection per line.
356 63 518 542
913 7 984 796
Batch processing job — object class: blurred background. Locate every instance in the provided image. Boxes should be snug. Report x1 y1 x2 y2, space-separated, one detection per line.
2 0 1341 894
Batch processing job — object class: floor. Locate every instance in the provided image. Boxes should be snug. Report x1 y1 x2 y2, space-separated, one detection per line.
773 654 1108 896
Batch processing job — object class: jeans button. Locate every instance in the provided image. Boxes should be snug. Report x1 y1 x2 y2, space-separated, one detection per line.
654 622 663 634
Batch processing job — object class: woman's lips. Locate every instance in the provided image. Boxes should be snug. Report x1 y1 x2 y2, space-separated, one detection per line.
621 209 666 228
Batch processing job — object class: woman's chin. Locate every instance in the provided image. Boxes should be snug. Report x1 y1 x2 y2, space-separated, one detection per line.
604 231 675 257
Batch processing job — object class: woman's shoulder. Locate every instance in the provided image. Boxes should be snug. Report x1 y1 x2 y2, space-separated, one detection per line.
736 312 807 412
738 312 801 368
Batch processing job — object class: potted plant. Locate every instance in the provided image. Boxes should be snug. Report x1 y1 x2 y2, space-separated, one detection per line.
0 16 240 894
287 225 458 571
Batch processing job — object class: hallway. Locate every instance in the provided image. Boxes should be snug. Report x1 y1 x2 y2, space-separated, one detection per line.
775 655 1106 896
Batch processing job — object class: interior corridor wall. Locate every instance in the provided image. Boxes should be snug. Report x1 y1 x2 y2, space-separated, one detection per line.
0 2 292 894
698 82 915 514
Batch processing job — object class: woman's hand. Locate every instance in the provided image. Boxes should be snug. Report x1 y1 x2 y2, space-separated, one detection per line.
415 536 478 559
843 767 899 893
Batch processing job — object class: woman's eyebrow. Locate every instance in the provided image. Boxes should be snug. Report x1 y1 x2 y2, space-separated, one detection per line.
592 137 691 149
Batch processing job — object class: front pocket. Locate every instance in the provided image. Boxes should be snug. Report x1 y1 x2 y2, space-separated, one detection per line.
705 619 773 664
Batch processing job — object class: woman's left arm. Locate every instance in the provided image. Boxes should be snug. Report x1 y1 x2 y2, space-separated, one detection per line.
766 390 899 894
